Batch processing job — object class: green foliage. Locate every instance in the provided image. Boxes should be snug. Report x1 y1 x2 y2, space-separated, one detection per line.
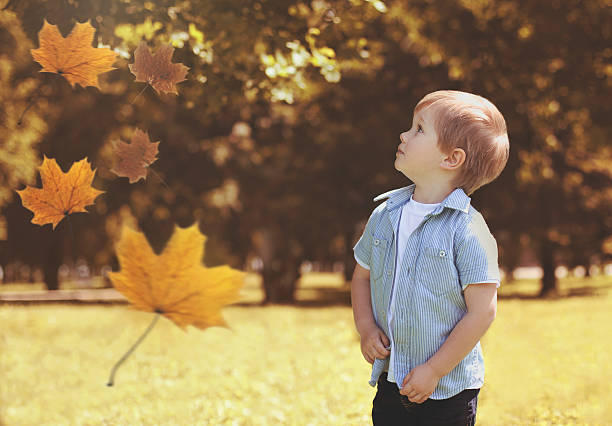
0 12 47 214
1 0 610 298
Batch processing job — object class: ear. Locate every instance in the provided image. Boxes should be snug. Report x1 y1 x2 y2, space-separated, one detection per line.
440 148 466 170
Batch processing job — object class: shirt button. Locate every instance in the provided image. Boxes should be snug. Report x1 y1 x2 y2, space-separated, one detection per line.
387 270 392 276
439 250 446 257
374 239 380 246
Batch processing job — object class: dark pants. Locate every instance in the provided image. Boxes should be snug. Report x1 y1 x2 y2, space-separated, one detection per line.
372 372 480 426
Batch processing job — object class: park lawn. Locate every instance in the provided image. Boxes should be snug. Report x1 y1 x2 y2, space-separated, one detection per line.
0 276 610 425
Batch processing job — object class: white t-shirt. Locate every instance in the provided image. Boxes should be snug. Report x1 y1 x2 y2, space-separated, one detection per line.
387 195 441 381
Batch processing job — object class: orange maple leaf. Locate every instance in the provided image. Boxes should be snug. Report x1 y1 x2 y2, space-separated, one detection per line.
30 18 118 89
107 223 246 331
109 128 160 183
128 41 190 96
15 155 105 229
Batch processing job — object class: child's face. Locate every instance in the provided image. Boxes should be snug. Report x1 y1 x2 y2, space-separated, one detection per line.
394 106 446 182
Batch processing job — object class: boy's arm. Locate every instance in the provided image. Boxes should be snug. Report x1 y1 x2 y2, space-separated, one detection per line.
424 282 497 376
351 207 377 335
351 263 391 363
400 283 497 402
351 205 391 362
350 264 377 335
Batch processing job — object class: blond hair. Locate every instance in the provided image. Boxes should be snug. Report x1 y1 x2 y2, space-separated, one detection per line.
415 90 509 195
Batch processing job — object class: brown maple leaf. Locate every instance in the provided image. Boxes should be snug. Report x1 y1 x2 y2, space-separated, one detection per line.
109 128 160 183
128 41 190 96
107 222 246 331
16 155 105 229
30 18 118 89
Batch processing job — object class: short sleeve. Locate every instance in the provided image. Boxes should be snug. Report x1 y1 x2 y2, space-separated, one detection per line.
455 213 501 291
355 256 370 270
353 208 379 270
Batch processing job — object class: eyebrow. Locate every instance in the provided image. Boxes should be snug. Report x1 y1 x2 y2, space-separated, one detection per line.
414 114 426 129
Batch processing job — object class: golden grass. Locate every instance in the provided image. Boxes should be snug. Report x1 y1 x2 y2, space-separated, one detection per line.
481 276 612 425
0 275 610 425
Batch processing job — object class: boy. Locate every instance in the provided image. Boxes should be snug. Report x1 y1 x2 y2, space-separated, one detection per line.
351 90 509 425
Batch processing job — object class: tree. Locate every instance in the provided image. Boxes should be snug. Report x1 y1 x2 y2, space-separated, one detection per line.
380 0 612 296
0 0 388 299
2 0 609 300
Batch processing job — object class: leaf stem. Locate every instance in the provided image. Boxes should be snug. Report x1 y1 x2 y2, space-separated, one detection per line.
129 83 149 105
17 84 43 126
148 166 170 190
107 313 161 386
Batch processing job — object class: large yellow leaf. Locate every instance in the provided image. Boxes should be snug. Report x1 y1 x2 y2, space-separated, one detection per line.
15 155 105 229
107 223 246 331
30 18 118 89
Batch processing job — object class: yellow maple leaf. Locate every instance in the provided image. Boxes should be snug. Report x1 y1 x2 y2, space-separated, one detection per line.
30 18 118 89
16 155 105 229
107 222 246 331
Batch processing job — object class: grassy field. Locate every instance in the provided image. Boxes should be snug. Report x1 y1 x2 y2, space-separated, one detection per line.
1 274 611 425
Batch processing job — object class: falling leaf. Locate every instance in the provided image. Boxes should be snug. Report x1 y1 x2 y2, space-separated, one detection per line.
107 223 246 331
30 18 118 89
128 40 190 96
110 128 160 183
15 155 105 229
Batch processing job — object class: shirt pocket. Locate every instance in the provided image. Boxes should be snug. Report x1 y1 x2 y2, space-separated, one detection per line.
370 236 389 281
419 245 458 295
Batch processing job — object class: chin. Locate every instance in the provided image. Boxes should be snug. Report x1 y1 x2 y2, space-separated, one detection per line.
395 165 412 179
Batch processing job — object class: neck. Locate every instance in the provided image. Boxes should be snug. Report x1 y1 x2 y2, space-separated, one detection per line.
411 181 456 204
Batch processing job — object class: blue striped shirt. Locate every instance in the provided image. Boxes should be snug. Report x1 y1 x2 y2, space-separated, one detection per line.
353 184 501 399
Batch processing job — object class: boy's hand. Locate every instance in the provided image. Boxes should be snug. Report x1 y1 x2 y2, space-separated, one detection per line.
399 363 442 403
360 324 391 364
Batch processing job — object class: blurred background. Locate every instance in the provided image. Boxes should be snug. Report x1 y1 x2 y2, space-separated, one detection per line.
0 0 611 300
0 1 610 424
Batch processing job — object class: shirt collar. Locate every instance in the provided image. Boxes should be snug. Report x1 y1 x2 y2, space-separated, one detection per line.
373 184 471 214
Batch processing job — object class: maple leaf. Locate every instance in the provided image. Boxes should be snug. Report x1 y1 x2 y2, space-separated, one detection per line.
128 41 190 96
30 18 118 89
109 128 160 183
16 155 105 230
107 223 246 331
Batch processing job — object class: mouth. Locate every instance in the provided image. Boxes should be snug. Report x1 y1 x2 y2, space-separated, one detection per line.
396 148 404 155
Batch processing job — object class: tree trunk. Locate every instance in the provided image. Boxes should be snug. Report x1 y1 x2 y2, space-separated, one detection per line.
43 261 60 290
253 226 299 304
43 233 63 290
501 237 521 282
261 257 299 304
343 231 355 284
584 264 591 278
539 239 557 297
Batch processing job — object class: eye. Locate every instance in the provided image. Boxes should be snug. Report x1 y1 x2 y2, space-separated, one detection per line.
416 124 423 134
